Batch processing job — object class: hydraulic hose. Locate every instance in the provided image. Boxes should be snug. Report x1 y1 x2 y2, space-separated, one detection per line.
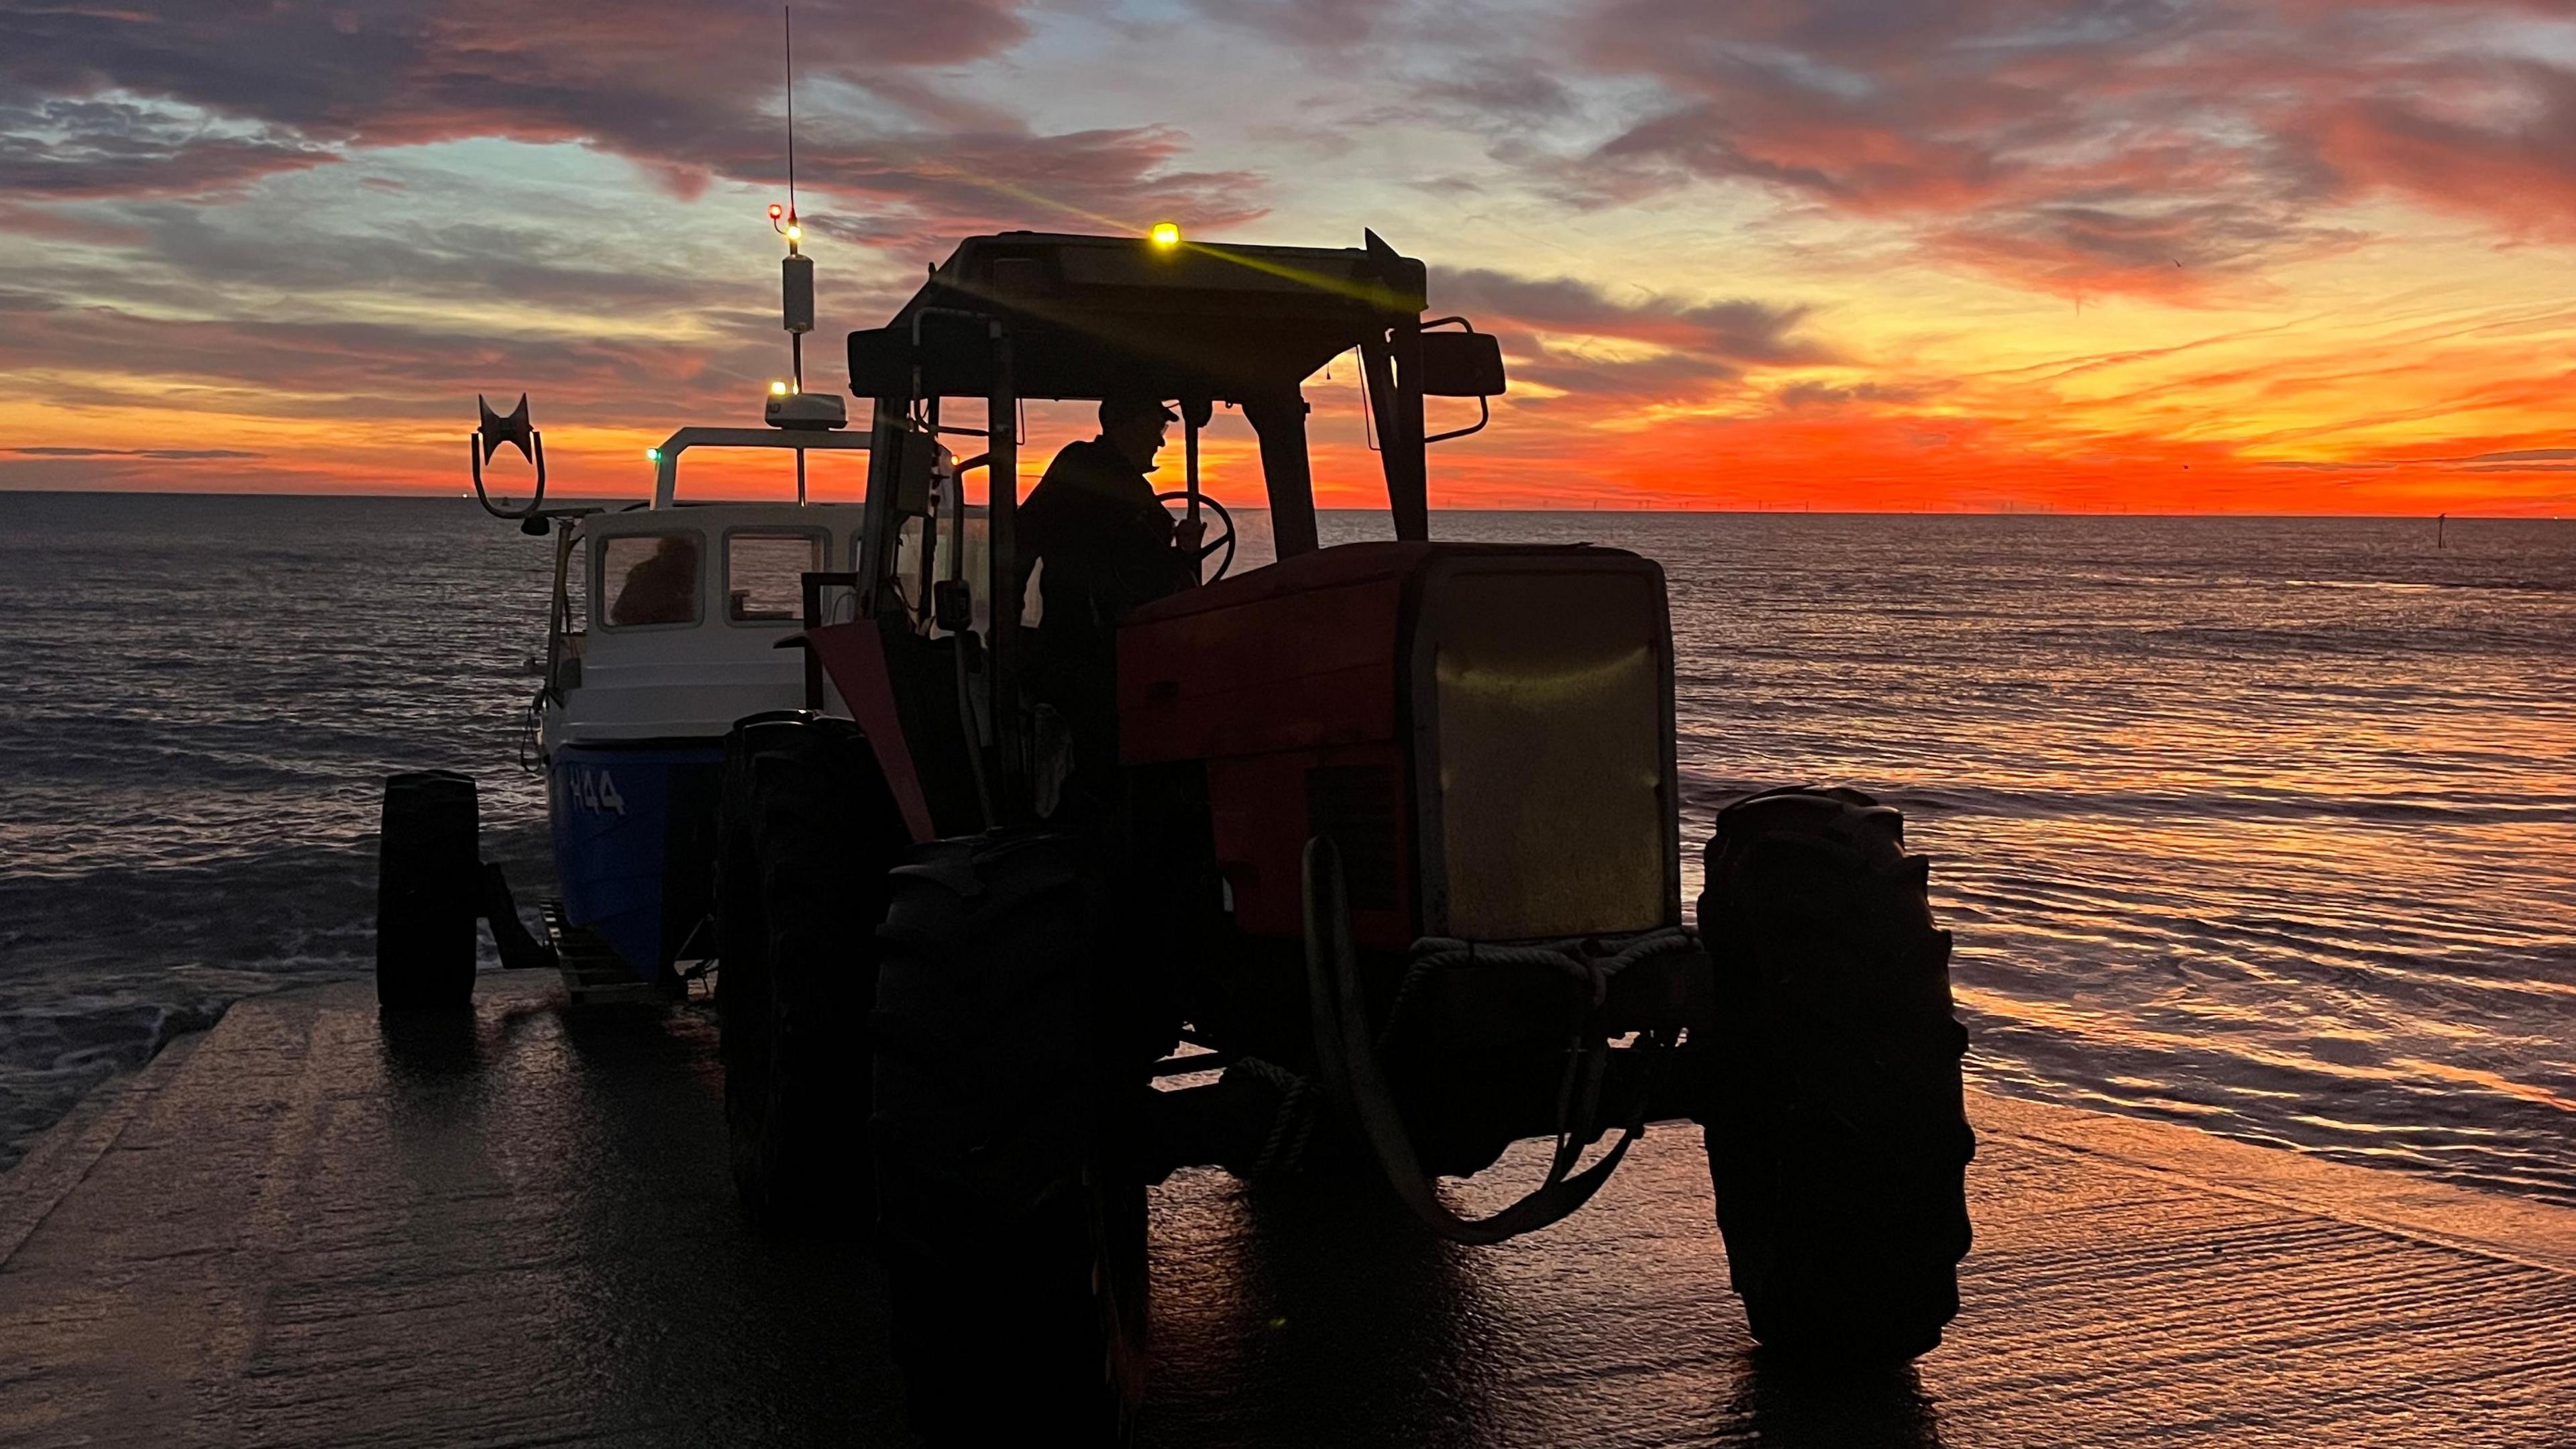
1301 836 1675 1246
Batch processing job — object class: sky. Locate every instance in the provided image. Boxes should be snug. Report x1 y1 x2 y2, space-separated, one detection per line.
3 0 2573 513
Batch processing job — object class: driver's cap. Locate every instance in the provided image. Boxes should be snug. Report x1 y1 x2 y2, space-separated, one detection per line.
1100 393 1179 427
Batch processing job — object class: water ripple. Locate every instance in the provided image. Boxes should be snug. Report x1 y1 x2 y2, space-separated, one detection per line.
3 497 2571 1206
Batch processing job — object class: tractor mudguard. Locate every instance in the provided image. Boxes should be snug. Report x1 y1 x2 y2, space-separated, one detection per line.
797 619 938 842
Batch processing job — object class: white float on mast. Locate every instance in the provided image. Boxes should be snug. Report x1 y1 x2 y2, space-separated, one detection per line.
761 5 843 496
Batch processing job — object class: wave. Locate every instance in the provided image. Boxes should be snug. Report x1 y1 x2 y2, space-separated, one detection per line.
3 498 2571 1206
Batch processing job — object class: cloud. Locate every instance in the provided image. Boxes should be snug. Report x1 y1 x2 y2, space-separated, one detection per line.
0 0 1261 244
0 1 1030 141
776 125 1266 241
0 290 746 427
2314 58 2576 239
1435 268 1831 362
1774 378 1923 409
1420 58 1577 120
1181 0 1399 48
2466 448 2576 464
1427 266 1835 404
107 201 728 313
0 96 337 198
1562 0 2576 299
5 446 264 459
1927 199 2369 303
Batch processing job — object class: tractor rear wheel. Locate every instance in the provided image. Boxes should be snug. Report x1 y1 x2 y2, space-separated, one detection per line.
1695 786 1974 1362
871 829 1148 1447
716 712 905 1231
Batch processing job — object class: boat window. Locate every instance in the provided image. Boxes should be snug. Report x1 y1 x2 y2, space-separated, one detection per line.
600 532 702 629
727 531 822 623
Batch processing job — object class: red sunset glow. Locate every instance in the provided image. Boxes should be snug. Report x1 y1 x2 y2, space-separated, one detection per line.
2 0 2571 514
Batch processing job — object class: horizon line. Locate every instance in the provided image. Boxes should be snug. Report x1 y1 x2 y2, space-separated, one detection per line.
1 486 2568 523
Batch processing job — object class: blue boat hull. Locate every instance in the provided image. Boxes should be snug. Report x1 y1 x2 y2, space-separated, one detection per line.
548 743 724 980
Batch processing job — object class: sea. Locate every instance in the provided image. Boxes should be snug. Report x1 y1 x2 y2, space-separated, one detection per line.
3 493 2571 1208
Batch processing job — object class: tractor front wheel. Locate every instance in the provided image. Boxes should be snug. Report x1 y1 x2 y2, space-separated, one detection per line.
871 829 1149 1447
716 712 904 1231
1695 786 1975 1362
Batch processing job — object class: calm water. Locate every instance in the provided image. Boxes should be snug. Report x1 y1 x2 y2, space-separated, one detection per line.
3 494 2571 1206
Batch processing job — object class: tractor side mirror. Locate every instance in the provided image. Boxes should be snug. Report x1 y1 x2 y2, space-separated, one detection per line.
848 313 998 402
848 326 912 400
1418 329 1505 397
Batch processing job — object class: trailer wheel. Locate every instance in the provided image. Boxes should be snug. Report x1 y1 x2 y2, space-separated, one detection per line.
376 771 478 1011
716 712 905 1231
1695 786 1974 1362
872 830 1148 1447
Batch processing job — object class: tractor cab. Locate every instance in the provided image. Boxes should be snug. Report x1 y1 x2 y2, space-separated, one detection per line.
821 229 1667 899
843 227 1501 574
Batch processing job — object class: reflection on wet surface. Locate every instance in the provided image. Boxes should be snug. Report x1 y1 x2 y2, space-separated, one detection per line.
5 980 2573 1448
1146 1155 1948 1449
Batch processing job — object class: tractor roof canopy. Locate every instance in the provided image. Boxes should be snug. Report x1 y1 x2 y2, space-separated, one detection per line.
839 229 1504 810
847 230 1429 405
843 227 1500 625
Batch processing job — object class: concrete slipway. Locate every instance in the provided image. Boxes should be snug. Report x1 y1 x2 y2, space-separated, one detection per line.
1 974 2569 1448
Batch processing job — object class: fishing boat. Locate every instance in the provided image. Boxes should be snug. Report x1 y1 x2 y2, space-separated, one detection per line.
384 211 975 1004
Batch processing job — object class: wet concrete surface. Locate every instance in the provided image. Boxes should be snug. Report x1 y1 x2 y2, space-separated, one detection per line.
2 974 2571 1448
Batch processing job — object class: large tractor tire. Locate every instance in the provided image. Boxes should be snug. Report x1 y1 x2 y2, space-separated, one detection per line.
377 771 479 1011
1696 786 1974 1362
716 712 906 1231
871 830 1149 1448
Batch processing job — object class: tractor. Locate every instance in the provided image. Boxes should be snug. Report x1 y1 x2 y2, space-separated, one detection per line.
712 228 1974 1444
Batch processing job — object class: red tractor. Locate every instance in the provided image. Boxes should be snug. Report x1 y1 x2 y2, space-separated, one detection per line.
712 229 1972 1444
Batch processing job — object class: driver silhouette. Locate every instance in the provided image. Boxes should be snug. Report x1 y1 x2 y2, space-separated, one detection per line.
1017 394 1205 814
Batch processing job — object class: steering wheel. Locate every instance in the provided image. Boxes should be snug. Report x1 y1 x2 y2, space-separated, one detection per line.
1155 490 1237 582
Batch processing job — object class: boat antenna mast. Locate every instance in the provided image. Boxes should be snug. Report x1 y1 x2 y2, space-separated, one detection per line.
769 3 818 498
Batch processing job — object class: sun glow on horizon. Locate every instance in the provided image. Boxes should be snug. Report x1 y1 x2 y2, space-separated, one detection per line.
3 3 2573 515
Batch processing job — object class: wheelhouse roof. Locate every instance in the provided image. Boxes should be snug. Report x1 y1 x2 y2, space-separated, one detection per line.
848 230 1429 405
